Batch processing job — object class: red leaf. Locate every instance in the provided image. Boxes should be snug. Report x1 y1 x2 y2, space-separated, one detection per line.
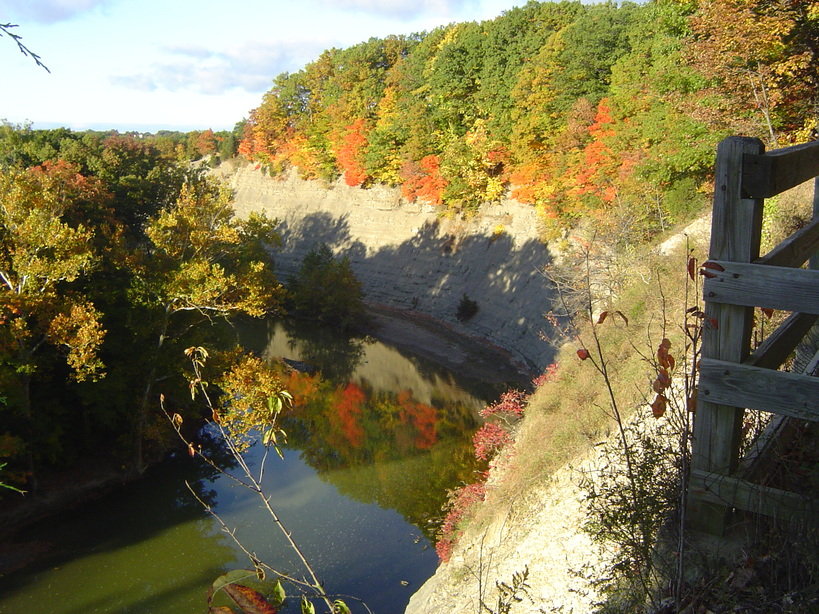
577 348 590 361
761 307 774 319
651 394 667 418
223 584 279 614
687 256 697 281
701 261 725 271
597 311 609 324
687 390 697 413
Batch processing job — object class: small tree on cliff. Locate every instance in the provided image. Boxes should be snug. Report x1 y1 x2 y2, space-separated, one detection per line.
288 243 365 331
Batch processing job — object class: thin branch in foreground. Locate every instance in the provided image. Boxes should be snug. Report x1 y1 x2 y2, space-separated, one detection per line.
1 23 50 72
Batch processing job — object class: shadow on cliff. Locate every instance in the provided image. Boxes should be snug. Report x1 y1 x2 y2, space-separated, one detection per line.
275 211 560 375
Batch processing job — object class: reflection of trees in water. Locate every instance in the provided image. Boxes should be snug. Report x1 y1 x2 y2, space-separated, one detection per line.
281 373 481 538
281 319 367 382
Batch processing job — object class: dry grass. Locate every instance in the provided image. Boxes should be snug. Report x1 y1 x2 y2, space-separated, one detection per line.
471 226 709 531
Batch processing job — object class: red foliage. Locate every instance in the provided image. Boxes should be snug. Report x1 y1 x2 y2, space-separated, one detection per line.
397 390 438 449
532 362 559 387
472 422 511 461
400 155 447 205
335 119 370 187
436 482 486 562
480 389 528 419
334 382 366 447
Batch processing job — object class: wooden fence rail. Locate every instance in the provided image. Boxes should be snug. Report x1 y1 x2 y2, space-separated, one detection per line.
688 136 819 535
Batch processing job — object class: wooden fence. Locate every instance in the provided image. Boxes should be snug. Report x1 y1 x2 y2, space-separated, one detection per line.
688 136 819 535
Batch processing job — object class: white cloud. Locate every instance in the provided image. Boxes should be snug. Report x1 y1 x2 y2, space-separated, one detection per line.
0 0 113 23
111 41 324 96
314 0 476 18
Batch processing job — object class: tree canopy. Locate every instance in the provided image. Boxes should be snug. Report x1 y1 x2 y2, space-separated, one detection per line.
237 0 818 236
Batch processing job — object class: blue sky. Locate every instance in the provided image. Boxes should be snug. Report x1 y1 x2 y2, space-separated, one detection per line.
1 0 525 133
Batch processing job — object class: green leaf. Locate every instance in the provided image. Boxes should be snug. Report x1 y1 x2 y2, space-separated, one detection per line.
300 596 316 614
267 395 282 415
270 580 286 606
333 600 352 614
262 428 277 447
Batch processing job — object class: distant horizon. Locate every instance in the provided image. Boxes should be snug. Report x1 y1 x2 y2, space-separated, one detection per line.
7 119 242 135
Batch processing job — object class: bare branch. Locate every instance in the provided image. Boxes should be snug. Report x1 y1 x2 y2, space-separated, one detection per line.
1 23 50 73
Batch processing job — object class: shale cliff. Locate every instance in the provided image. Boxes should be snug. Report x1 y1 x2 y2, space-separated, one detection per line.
218 161 559 374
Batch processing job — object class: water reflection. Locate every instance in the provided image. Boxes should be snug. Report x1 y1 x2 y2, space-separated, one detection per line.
251 320 488 538
0 318 508 614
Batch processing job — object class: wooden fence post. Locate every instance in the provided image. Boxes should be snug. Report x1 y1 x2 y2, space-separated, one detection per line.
688 137 766 534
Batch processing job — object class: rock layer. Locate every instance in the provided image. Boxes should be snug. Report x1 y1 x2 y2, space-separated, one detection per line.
219 162 559 374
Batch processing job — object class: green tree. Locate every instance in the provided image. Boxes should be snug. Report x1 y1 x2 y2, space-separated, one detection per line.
0 162 107 488
288 244 364 331
129 176 285 472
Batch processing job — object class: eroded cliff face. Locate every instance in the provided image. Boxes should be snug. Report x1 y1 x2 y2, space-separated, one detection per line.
218 161 560 374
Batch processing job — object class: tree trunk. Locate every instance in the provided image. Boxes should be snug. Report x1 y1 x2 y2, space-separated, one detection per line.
131 307 171 475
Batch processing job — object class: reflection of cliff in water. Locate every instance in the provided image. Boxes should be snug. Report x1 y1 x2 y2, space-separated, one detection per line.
241 318 498 537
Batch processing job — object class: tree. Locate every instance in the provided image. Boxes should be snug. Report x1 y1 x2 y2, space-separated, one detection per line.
0 162 107 488
129 176 285 472
287 243 364 331
687 0 819 143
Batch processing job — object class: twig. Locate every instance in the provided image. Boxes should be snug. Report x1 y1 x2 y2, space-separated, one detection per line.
1 23 50 72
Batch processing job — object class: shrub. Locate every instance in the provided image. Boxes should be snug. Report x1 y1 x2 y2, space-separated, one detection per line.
287 244 364 330
436 482 486 562
456 293 479 322
472 422 512 462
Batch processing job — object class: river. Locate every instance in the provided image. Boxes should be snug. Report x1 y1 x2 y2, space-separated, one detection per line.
0 315 524 614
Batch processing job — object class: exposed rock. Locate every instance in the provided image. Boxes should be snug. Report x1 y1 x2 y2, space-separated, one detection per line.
218 163 561 374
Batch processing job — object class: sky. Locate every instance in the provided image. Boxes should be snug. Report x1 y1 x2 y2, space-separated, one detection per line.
1 0 526 133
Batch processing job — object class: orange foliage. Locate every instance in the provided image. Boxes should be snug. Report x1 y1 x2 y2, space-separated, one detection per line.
568 98 620 204
334 382 366 448
335 119 370 187
285 370 321 408
397 390 438 449
400 155 447 205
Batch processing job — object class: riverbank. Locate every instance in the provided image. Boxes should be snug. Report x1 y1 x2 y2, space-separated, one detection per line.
363 304 532 385
0 457 130 574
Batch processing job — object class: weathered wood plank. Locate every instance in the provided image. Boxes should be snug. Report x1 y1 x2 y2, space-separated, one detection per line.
702 262 819 314
699 358 819 420
690 469 819 522
747 312 819 369
742 140 819 198
756 216 819 268
690 137 765 534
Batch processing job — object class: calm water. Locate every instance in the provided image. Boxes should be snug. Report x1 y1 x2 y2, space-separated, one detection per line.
0 319 512 614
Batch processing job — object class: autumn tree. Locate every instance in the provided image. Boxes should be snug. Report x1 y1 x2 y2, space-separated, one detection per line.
687 0 819 143
129 176 285 472
0 162 108 488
